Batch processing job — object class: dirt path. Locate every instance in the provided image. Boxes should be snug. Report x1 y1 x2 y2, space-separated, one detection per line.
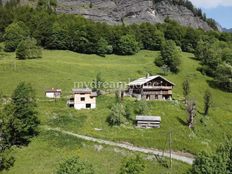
44 126 195 165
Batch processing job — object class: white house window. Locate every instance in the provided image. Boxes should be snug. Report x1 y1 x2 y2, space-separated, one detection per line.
86 104 91 108
81 97 85 101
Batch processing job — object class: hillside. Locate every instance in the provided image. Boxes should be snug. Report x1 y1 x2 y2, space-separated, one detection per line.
223 28 232 33
0 49 232 173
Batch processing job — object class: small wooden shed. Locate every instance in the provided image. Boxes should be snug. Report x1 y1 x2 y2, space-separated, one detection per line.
136 116 161 128
45 89 62 99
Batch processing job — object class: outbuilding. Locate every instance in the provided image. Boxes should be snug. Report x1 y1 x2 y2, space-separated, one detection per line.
136 115 161 128
45 89 62 99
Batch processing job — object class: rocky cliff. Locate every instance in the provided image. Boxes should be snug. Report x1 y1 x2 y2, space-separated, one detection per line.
56 0 212 30
1 0 213 30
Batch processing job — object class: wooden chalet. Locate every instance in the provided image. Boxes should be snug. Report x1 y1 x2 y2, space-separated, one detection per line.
127 75 175 100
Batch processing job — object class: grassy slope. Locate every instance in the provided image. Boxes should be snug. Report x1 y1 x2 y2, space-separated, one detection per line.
2 130 190 174
0 49 231 173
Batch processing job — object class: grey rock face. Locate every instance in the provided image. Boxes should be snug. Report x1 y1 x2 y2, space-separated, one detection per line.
56 0 213 30
2 0 213 30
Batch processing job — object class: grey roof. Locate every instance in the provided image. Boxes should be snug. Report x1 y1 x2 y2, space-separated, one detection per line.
72 89 98 97
46 89 62 93
136 116 161 121
90 92 98 97
72 88 92 94
128 75 175 86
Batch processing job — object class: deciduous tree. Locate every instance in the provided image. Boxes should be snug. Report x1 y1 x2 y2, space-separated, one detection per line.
1 82 39 146
16 38 42 59
116 34 139 55
203 89 212 115
155 40 181 73
182 79 190 101
186 100 197 128
3 21 29 52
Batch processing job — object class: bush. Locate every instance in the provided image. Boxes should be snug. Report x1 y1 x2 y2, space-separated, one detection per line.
119 155 145 174
16 38 42 59
96 37 113 56
135 100 149 115
107 103 127 126
0 148 15 171
116 34 140 55
56 156 94 174
215 63 232 92
191 138 232 174
3 21 29 52
155 40 181 73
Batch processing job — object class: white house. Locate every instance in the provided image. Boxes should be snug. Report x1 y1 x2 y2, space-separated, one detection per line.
45 89 62 99
68 88 97 110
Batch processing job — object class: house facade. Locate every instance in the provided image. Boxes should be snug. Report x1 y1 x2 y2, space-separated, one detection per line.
127 75 175 100
45 89 62 98
70 88 97 110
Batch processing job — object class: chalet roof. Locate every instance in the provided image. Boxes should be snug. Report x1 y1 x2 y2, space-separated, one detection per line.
136 116 161 121
128 75 175 86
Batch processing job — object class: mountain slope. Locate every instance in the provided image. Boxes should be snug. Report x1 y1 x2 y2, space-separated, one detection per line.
223 28 232 32
56 0 212 30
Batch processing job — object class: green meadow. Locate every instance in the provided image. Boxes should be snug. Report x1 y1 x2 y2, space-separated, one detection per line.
0 49 231 173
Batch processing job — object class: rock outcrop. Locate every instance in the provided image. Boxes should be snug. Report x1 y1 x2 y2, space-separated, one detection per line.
1 0 213 30
56 0 213 30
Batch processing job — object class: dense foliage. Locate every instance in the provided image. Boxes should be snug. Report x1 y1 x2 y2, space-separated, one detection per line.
107 103 127 126
119 155 145 174
191 138 232 174
56 156 94 174
3 21 29 52
155 40 181 73
194 40 232 92
116 34 140 55
0 82 39 171
16 37 42 59
1 82 39 146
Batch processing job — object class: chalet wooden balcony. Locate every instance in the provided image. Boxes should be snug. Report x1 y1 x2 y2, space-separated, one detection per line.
142 86 173 90
143 90 172 95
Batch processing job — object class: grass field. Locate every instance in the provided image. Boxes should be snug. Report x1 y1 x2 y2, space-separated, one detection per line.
0 49 232 173
1 130 190 174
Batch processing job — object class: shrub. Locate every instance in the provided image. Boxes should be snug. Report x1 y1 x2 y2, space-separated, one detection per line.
107 103 127 126
135 100 149 115
155 40 181 73
191 138 232 174
16 38 42 59
116 34 140 55
119 155 145 174
56 156 94 174
96 37 113 56
3 21 29 52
